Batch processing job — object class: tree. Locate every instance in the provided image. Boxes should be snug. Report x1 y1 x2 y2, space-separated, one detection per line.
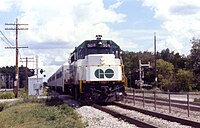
122 51 154 87
0 66 34 89
156 59 174 90
0 66 15 89
122 51 139 87
159 48 172 62
176 69 194 91
0 80 4 88
158 48 188 70
122 47 198 91
189 38 200 90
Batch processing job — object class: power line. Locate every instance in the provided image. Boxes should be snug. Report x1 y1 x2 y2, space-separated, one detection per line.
1 37 11 46
0 30 16 58
0 30 14 46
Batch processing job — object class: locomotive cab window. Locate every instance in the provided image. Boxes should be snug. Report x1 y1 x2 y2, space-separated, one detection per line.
87 48 110 54
71 54 75 63
112 49 120 58
78 48 85 59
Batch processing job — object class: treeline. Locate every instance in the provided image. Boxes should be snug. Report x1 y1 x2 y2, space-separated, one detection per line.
0 66 34 89
122 38 200 92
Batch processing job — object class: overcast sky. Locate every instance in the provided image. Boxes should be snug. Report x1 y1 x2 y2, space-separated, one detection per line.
0 0 200 81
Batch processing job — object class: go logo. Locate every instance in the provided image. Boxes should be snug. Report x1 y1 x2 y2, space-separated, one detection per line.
95 69 114 78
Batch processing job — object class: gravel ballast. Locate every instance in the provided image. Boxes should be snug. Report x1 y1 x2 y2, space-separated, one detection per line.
76 106 138 128
75 100 200 128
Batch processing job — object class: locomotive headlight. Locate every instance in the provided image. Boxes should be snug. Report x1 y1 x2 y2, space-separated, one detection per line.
98 41 103 45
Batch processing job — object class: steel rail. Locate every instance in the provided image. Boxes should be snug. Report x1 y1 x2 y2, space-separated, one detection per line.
92 104 158 128
114 102 200 128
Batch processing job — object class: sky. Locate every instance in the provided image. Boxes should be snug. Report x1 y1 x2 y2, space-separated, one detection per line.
0 0 200 81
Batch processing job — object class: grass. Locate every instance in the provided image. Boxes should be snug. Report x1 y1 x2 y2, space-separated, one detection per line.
0 92 14 99
0 88 28 99
0 98 86 128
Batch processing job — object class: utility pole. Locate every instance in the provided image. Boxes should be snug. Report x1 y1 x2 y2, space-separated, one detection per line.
5 18 28 98
36 55 39 82
20 57 34 96
154 32 157 88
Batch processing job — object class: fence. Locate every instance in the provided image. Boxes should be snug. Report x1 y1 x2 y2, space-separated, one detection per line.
126 89 200 117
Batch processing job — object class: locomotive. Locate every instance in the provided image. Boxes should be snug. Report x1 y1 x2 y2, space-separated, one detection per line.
48 35 127 102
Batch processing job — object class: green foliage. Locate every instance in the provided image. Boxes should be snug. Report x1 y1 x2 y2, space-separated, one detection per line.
0 80 4 88
0 66 15 88
157 59 174 90
0 66 34 88
18 89 27 98
176 69 194 91
0 103 85 128
158 48 188 69
157 59 174 77
160 78 170 88
122 51 155 87
189 38 200 90
0 92 14 99
189 38 200 70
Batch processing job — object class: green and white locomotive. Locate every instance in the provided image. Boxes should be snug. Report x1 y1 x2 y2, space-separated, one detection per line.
48 35 127 102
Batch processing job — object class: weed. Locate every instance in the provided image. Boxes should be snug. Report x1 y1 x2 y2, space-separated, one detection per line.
0 103 85 128
0 92 14 99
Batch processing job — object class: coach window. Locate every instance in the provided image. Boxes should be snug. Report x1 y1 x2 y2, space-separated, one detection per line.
74 51 78 61
52 75 55 80
115 50 119 58
78 48 85 59
71 54 74 63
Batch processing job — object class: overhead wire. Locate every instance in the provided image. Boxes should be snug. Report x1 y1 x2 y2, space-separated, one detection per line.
0 30 32 68
0 30 23 66
0 30 14 46
0 30 15 66
1 37 12 46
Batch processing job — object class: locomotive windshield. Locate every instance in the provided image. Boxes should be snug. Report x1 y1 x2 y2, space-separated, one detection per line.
87 48 110 54
85 40 120 58
72 40 121 60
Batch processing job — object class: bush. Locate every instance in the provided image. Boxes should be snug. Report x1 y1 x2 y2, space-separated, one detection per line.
0 92 14 99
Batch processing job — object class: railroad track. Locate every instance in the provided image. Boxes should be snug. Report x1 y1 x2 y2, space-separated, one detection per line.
92 103 158 128
114 102 200 127
126 94 200 111
92 102 200 128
